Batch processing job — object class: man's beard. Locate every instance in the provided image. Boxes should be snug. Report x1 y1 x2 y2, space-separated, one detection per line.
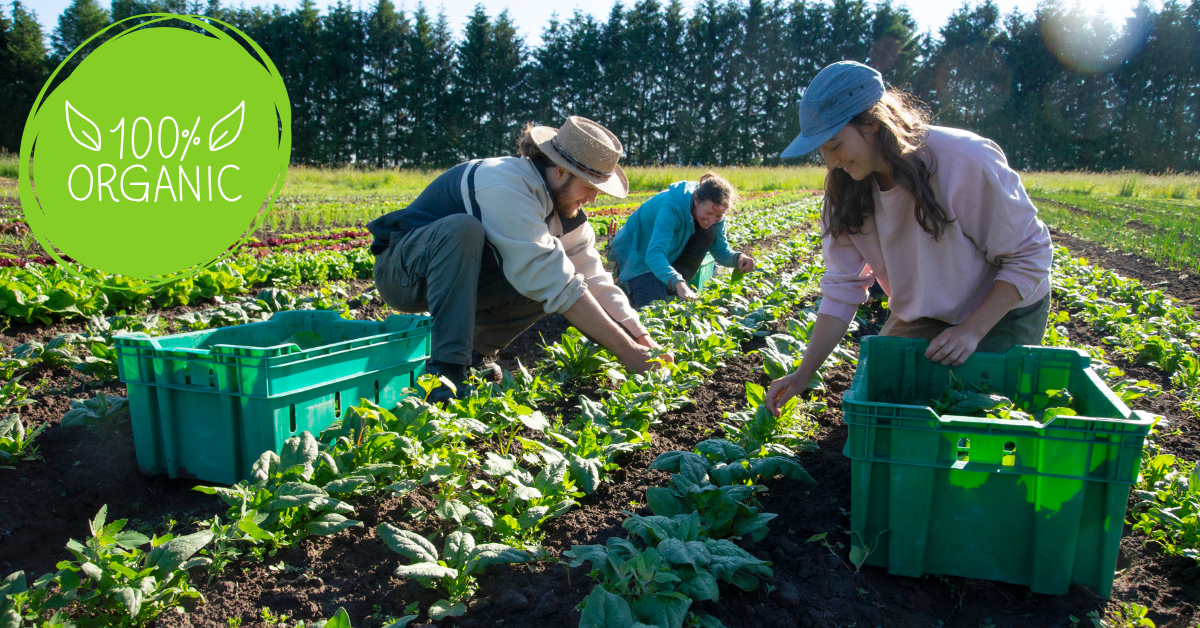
550 178 578 218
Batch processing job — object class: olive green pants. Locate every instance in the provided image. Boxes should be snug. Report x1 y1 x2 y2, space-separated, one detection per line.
879 293 1051 354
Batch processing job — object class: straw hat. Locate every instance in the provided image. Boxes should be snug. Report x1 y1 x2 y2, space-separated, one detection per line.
530 116 629 198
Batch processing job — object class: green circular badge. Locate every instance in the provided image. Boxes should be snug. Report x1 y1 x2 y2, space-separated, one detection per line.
18 14 291 288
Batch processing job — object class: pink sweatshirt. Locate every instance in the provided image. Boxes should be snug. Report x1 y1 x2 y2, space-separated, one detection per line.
817 126 1053 325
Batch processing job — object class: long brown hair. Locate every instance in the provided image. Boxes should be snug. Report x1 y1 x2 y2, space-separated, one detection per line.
824 89 954 240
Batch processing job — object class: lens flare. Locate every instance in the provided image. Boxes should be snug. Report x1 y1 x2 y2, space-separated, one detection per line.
1040 1 1151 73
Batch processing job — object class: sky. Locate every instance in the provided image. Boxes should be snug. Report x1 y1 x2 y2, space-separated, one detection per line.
18 0 1156 46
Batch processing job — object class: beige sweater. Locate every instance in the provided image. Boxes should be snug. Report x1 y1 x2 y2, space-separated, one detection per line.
818 126 1053 326
462 156 648 338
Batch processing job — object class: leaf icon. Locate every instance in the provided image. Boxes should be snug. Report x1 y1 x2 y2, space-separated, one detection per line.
208 100 245 152
65 100 101 152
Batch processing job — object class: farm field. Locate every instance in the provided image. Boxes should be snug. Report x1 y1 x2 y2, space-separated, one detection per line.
0 166 1199 628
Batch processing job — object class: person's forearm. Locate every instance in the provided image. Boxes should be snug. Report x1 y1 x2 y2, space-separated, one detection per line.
792 313 851 382
960 280 1021 336
563 290 644 364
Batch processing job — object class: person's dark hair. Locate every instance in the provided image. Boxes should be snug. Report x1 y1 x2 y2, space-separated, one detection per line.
824 89 954 240
694 171 737 209
517 122 557 172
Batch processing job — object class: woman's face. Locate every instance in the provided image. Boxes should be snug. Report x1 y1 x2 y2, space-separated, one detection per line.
692 199 727 230
819 123 881 181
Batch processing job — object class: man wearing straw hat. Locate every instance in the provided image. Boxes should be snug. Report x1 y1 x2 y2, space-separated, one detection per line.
368 116 664 402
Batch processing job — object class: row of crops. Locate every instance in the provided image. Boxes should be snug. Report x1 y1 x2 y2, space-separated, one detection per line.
1 182 1199 626
0 195 839 627
1031 193 1200 273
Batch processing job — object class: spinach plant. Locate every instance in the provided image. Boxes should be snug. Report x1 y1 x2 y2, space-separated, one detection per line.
376 525 529 621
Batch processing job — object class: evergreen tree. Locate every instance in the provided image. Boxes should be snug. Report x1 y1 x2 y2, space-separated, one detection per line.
50 0 110 71
320 0 366 165
363 0 406 167
0 1 47 152
402 4 457 166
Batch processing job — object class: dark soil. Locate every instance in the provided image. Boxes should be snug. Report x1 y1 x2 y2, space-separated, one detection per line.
1049 228 1200 315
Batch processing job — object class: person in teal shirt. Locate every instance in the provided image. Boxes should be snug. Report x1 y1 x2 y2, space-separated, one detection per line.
610 172 756 308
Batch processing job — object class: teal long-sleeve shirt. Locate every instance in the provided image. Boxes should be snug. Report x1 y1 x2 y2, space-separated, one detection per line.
609 181 742 288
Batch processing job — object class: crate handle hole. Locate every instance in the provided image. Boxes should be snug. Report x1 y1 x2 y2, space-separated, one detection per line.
335 391 341 420
289 404 297 433
956 438 970 462
1002 441 1016 467
208 368 215 387
980 371 989 379
185 374 191 385
374 380 379 404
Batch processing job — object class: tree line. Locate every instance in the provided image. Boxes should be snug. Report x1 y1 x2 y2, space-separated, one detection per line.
1 0 1197 172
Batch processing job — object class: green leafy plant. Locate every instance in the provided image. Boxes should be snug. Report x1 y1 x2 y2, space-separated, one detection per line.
0 414 46 468
566 511 771 628
0 375 36 412
61 393 130 432
194 432 364 550
542 327 617 382
15 505 214 626
646 448 813 542
376 525 529 621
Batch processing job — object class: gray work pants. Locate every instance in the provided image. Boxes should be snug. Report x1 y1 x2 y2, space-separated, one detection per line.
372 214 546 365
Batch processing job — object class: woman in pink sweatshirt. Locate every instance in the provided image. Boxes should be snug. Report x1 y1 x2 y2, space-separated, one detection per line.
766 60 1053 416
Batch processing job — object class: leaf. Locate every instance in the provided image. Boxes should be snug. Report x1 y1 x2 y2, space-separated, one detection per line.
849 544 867 569
393 562 457 584
482 452 518 476
515 504 548 529
645 487 689 518
208 100 245 151
467 504 495 528
89 505 108 536
80 562 103 581
519 410 550 432
376 524 437 563
567 453 604 495
307 513 363 536
264 482 326 511
631 592 691 628
144 530 214 577
114 586 143 619
322 607 353 628
112 531 151 550
469 543 530 570
65 101 101 152
749 457 815 484
579 585 635 628
435 499 470 523
386 479 419 496
428 599 466 621
695 439 747 464
677 568 720 602
657 538 711 571
279 432 319 476
443 530 476 569
323 475 373 494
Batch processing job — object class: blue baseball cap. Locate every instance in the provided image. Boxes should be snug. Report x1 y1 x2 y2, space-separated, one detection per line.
781 61 886 159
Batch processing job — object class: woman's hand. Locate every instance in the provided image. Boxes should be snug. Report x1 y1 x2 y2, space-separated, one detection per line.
675 280 697 301
636 333 674 364
926 325 984 366
737 254 756 272
765 370 808 417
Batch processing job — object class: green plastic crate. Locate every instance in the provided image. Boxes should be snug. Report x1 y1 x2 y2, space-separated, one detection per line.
114 310 432 485
843 336 1155 597
688 253 716 290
